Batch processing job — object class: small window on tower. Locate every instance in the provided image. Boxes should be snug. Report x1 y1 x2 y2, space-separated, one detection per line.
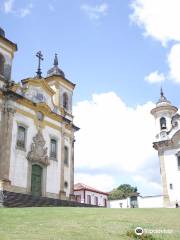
177 156 180 171
16 126 26 150
160 117 167 130
170 183 173 190
0 54 5 77
63 92 68 110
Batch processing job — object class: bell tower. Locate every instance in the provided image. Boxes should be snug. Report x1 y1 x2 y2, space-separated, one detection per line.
151 88 178 142
0 27 17 86
151 89 179 207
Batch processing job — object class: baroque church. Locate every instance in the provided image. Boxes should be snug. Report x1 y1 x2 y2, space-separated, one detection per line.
151 89 180 207
0 27 79 202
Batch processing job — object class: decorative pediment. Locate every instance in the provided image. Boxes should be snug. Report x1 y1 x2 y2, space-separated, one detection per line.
27 130 50 166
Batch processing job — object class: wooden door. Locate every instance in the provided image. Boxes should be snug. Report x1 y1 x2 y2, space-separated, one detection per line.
31 165 42 197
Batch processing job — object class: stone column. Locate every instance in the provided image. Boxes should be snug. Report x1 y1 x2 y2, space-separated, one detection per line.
159 151 170 207
0 98 15 184
59 123 66 199
69 136 75 201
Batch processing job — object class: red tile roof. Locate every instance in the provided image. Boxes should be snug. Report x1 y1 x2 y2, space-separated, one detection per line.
74 183 109 196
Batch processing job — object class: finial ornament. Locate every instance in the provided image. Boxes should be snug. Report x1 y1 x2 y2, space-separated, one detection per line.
36 51 44 78
54 53 58 66
160 87 164 98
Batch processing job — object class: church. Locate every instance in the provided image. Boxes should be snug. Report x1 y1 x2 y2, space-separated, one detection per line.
0 27 79 203
151 89 180 207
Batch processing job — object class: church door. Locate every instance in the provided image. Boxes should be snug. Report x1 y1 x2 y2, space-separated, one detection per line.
31 165 42 197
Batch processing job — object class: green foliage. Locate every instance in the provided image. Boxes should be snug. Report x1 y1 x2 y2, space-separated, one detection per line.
108 184 138 200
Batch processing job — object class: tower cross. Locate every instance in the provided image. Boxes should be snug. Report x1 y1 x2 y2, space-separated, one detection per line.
36 51 44 78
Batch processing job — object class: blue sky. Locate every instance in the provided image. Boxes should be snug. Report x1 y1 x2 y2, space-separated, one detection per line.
1 0 180 195
1 0 175 106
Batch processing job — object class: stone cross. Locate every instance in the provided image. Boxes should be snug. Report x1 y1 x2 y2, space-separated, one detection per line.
36 51 44 78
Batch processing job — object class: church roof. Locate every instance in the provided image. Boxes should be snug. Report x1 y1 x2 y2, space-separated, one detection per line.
74 183 109 195
0 27 17 51
47 54 65 78
156 88 172 107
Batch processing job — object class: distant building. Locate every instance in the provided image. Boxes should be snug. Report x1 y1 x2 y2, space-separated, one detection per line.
110 194 164 208
151 89 180 207
74 183 109 207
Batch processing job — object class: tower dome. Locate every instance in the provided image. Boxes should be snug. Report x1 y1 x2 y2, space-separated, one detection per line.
0 27 5 38
47 54 65 78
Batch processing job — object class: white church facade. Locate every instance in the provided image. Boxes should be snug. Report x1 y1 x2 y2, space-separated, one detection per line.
0 27 79 201
151 89 180 207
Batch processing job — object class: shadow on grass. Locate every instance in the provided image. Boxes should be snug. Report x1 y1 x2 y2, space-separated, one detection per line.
127 230 157 240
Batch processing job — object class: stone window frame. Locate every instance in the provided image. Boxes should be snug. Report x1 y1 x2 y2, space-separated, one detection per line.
49 135 58 161
0 53 5 77
160 117 167 130
16 122 28 151
62 92 69 110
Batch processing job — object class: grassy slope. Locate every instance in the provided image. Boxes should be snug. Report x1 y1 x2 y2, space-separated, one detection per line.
0 208 180 240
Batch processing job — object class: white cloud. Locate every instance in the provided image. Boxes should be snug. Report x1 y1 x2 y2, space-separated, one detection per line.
130 0 180 84
145 71 165 84
81 3 108 20
48 4 55 12
130 0 180 46
73 92 159 193
168 44 180 83
74 173 116 192
3 0 33 17
4 0 14 13
19 4 33 18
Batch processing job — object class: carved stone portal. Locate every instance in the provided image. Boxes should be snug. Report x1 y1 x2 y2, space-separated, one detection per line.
27 130 49 166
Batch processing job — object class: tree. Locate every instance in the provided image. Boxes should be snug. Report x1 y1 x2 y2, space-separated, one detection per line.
108 184 138 200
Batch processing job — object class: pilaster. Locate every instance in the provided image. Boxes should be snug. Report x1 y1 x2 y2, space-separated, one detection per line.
69 135 75 199
59 123 66 199
159 151 170 207
0 97 15 182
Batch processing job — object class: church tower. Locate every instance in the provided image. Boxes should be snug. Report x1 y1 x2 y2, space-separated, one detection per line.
0 27 17 86
151 89 180 207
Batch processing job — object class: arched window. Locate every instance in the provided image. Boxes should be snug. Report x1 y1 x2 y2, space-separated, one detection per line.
63 92 68 110
64 146 69 165
0 53 5 76
160 117 166 130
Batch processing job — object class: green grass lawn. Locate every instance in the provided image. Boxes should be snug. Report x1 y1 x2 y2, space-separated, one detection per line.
0 208 180 240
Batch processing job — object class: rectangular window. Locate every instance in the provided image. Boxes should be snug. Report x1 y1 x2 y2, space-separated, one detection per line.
170 183 173 190
87 195 91 205
178 156 180 171
50 139 57 159
104 198 107 207
16 126 26 149
95 196 98 206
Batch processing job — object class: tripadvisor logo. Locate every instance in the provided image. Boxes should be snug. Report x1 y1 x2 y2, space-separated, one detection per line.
135 227 144 236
